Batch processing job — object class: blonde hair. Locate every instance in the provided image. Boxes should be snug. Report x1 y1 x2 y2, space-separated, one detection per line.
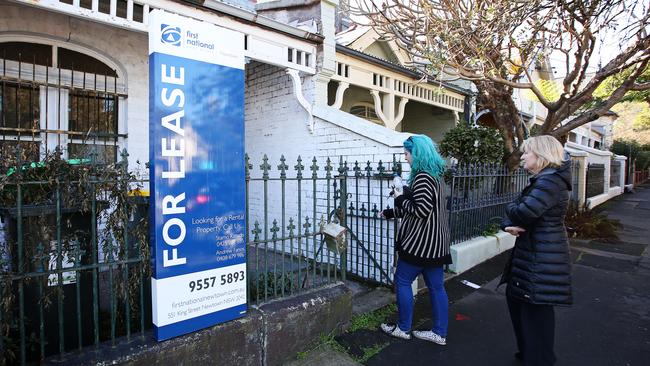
520 135 565 172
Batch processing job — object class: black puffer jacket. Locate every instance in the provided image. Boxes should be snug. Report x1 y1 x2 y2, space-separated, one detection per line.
500 160 573 306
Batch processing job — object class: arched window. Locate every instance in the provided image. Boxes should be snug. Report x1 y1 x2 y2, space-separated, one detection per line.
349 102 382 124
1 41 125 163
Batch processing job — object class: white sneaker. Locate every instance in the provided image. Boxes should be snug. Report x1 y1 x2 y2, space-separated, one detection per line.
412 330 446 345
380 323 411 340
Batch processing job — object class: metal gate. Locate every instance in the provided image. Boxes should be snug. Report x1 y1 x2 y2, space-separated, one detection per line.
610 159 621 188
586 163 605 198
338 157 404 287
244 154 404 291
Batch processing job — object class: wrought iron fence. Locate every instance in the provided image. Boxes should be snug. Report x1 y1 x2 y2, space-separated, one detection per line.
0 149 149 366
244 154 350 305
447 160 583 244
571 159 582 202
245 154 405 290
340 157 404 286
586 163 606 198
447 164 530 244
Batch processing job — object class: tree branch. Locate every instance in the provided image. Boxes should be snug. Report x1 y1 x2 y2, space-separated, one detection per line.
629 81 650 91
552 56 650 136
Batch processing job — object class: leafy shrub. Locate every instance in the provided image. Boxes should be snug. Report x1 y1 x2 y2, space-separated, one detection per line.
439 124 505 164
481 217 503 237
565 202 621 240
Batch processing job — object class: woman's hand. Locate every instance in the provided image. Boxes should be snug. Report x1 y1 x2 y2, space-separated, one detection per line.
505 226 526 237
381 209 395 220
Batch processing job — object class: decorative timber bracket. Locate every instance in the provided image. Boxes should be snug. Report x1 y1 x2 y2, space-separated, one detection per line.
330 81 349 110
286 68 314 133
370 90 409 130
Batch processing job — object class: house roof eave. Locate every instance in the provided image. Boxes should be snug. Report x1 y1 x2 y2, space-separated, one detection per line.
336 44 473 96
191 0 324 43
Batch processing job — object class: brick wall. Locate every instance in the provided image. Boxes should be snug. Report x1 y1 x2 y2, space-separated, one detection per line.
245 61 408 163
244 61 410 281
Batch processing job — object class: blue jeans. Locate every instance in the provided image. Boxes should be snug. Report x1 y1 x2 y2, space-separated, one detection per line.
395 258 448 336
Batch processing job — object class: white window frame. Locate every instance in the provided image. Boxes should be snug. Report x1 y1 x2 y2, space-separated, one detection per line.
349 102 382 124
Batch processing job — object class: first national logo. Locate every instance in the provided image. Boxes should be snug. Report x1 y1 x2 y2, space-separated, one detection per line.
161 24 181 46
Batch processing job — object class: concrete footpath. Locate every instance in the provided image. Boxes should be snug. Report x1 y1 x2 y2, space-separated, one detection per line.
291 183 650 365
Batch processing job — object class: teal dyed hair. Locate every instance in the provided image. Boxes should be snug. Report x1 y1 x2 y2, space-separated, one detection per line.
403 135 446 183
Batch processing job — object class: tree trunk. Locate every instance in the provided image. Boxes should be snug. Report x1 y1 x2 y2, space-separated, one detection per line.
475 81 524 171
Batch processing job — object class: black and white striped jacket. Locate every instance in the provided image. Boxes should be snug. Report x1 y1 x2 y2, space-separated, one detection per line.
385 172 452 267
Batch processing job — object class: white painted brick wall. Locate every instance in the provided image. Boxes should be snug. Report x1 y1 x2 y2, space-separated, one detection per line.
245 61 412 281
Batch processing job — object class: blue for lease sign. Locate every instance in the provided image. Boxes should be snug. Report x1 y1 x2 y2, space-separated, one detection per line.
148 10 247 341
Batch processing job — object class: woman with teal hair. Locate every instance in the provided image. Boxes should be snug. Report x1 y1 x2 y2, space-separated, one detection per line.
381 134 452 345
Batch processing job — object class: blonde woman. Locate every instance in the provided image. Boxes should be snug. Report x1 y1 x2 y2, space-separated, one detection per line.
500 135 573 366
